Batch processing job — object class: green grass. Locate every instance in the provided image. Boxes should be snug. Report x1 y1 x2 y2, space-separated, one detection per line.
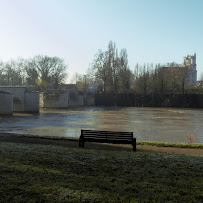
137 141 203 149
0 142 202 202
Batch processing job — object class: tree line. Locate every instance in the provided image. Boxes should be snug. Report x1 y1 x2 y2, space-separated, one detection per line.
87 41 199 95
0 41 202 94
133 63 190 95
89 41 133 94
0 55 67 90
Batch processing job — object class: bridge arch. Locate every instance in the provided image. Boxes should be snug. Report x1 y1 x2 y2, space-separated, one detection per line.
0 87 39 114
0 91 13 115
13 97 24 112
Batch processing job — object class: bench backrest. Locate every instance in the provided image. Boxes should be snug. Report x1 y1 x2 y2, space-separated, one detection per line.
81 129 133 143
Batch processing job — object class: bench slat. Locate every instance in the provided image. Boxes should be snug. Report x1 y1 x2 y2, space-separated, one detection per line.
79 129 136 151
82 130 132 134
83 132 133 136
83 136 107 139
83 137 132 141
82 134 132 138
83 138 133 144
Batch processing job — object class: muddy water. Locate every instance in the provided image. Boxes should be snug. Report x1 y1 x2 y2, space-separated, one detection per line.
0 107 203 143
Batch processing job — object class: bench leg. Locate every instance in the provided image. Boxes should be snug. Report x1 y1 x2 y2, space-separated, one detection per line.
133 138 136 152
79 138 84 148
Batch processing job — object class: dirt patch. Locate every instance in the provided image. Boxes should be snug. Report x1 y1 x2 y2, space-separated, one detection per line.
0 133 203 155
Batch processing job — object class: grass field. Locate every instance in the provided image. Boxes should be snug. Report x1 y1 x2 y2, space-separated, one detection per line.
0 142 203 202
137 141 203 149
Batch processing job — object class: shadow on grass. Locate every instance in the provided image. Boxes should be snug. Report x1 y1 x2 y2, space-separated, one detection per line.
0 141 203 202
0 133 203 155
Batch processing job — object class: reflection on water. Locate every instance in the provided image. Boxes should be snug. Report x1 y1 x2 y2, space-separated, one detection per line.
0 107 203 143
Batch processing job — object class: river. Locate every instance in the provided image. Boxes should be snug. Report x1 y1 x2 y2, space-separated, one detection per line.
0 107 203 143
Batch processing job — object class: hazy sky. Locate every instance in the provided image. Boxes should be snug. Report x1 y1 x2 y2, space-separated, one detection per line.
0 0 203 81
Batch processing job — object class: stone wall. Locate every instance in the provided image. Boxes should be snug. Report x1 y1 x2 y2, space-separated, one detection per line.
39 93 44 108
0 87 26 111
41 91 95 108
13 97 24 112
68 92 80 107
0 91 13 114
84 94 95 105
0 87 25 101
95 93 203 108
42 91 83 108
0 87 39 113
24 92 39 112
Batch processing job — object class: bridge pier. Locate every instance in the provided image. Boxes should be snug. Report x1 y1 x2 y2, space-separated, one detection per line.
0 91 13 115
0 87 39 115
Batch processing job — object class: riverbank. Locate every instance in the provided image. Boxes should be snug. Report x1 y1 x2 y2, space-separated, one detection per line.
0 140 202 202
1 133 203 155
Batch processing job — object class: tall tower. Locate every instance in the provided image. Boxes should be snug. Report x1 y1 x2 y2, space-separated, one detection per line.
183 53 197 86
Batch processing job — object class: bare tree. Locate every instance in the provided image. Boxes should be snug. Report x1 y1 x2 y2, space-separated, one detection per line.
106 41 119 93
0 61 6 86
71 72 81 84
71 73 90 92
179 67 189 94
50 57 67 89
91 41 132 94
119 49 133 93
26 55 68 90
0 59 25 86
134 64 150 95
90 49 110 93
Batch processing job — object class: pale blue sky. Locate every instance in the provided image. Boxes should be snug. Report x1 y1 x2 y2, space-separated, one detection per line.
0 0 203 81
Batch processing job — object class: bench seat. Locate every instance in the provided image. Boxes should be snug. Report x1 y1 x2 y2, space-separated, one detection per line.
79 129 136 151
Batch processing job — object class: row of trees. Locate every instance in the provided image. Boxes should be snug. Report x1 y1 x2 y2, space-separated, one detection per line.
0 55 67 90
133 63 190 95
85 41 196 95
0 41 201 94
89 41 133 94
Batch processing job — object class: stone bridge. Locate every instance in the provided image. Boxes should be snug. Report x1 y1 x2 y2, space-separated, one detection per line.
0 87 39 114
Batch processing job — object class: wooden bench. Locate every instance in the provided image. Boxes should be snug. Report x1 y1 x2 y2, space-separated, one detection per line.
79 129 136 151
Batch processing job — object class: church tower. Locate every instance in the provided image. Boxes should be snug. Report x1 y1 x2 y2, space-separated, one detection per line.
183 53 197 86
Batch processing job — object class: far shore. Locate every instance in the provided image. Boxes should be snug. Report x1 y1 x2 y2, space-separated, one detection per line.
1 132 203 155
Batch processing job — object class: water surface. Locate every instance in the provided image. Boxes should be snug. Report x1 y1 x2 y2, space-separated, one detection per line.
0 107 202 143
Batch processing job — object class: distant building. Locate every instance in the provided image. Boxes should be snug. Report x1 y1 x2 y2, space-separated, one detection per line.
183 54 197 86
161 53 197 86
